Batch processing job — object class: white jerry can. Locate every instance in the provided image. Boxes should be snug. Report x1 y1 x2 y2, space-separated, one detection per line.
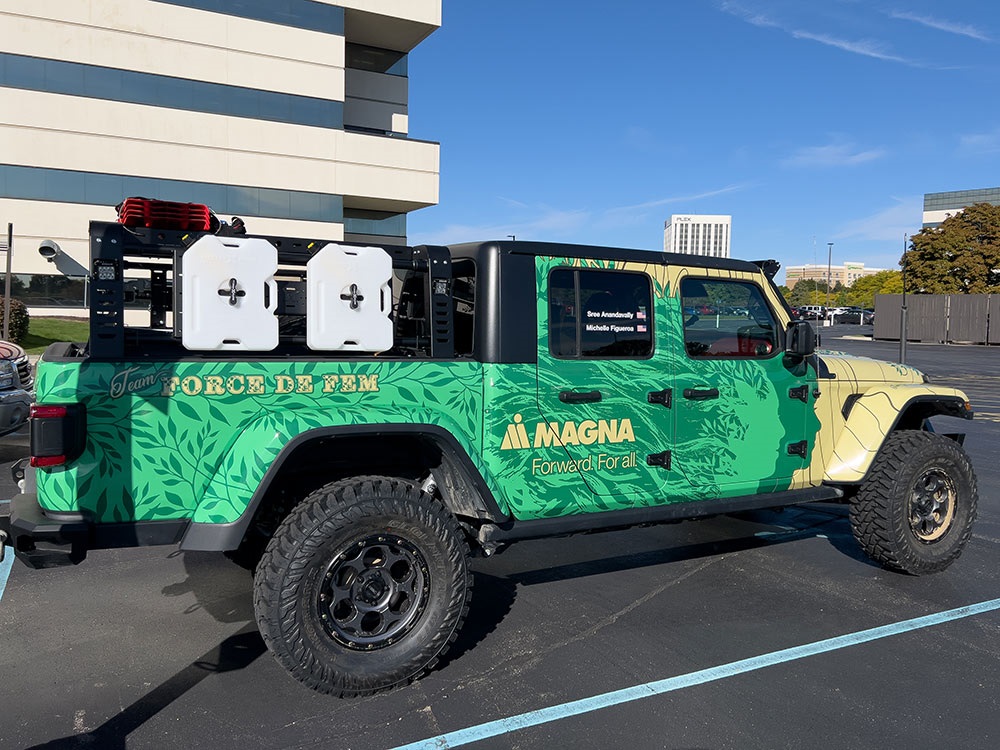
307 243 393 352
181 235 279 351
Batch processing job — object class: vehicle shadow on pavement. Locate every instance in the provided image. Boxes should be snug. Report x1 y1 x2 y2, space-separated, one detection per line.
433 570 518 673
440 506 873 674
506 504 872 587
738 504 877 568
26 551 266 749
25 625 267 750
0 429 29 463
22 507 874 748
159 550 257 623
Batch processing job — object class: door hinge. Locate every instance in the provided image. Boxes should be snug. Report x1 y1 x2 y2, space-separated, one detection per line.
787 440 808 458
646 451 672 469
789 385 809 403
647 388 672 408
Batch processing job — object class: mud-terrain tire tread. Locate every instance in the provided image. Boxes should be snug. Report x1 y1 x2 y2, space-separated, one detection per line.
850 431 977 575
253 475 471 696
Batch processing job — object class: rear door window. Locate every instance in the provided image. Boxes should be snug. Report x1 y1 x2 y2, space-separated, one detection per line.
549 268 652 359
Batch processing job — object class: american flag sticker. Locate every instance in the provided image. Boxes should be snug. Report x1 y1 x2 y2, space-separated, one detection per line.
637 308 647 320
637 324 647 332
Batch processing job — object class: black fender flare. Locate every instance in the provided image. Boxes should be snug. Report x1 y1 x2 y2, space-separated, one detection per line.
180 423 508 551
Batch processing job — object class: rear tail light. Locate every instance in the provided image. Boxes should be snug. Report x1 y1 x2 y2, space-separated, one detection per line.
30 455 69 468
30 404 86 468
31 405 68 419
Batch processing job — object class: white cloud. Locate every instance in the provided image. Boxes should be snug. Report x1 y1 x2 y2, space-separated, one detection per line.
835 196 922 243
959 127 1000 155
412 184 753 245
604 184 752 215
782 141 886 168
788 29 910 63
497 196 530 209
720 2 920 66
888 11 991 42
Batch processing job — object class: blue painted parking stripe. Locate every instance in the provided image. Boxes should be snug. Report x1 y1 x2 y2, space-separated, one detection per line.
0 543 14 603
391 598 1000 750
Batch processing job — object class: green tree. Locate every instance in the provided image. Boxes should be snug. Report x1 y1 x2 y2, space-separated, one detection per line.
788 279 832 307
831 281 848 306
0 297 30 343
846 270 902 308
905 202 1000 294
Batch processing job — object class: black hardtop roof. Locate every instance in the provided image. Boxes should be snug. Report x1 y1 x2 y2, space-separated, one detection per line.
444 240 762 274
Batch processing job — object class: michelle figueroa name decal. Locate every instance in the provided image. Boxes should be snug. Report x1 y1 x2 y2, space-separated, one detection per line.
584 306 648 334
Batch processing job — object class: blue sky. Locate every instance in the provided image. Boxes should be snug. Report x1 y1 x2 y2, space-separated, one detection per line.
404 0 1000 283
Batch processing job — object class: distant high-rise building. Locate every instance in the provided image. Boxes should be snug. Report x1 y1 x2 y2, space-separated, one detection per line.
923 187 1000 227
663 214 731 258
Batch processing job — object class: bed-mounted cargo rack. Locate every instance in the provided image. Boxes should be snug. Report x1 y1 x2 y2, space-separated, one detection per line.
86 221 456 361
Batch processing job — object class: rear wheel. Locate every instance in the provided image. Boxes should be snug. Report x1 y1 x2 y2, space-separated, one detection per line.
253 476 471 696
850 431 977 575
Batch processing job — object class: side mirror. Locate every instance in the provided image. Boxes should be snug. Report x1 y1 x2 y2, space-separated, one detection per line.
785 320 817 357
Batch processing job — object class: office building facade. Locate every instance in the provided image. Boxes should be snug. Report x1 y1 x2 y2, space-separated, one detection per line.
923 187 1000 228
663 214 731 258
785 262 884 289
0 0 441 308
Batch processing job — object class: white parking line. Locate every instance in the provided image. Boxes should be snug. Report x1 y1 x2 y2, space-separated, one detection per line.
0 543 13 603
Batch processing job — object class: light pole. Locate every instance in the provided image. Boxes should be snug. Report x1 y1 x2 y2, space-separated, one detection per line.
3 223 11 341
900 234 908 364
826 242 833 315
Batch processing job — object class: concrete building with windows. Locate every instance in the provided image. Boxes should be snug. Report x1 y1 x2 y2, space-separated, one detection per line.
663 214 731 258
923 187 1000 228
784 262 885 290
0 0 440 309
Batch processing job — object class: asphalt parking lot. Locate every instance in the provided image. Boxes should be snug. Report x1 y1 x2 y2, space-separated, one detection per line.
2 327 999 749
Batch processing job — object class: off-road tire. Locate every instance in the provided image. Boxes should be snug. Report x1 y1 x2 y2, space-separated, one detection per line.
253 476 471 696
850 431 977 575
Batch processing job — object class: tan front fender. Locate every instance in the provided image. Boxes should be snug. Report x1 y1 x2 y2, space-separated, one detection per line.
825 384 971 483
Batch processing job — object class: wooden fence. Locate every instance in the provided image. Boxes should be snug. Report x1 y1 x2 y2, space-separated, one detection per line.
874 294 996 344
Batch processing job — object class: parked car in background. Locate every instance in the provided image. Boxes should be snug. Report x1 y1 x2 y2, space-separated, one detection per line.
833 307 875 325
799 305 827 320
0 340 33 437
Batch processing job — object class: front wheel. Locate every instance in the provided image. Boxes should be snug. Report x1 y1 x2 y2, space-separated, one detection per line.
850 431 977 575
253 476 471 696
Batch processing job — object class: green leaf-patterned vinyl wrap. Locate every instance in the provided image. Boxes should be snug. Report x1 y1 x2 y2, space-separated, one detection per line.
511 256 825 514
34 360 487 524
35 256 835 526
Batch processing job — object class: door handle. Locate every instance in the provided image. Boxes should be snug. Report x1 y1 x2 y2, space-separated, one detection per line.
683 387 719 401
559 390 603 404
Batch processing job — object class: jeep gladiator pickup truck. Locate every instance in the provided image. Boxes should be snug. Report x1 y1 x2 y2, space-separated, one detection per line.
1 205 977 696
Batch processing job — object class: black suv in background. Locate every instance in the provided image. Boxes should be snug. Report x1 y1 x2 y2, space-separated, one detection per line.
0 340 33 437
832 307 875 324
